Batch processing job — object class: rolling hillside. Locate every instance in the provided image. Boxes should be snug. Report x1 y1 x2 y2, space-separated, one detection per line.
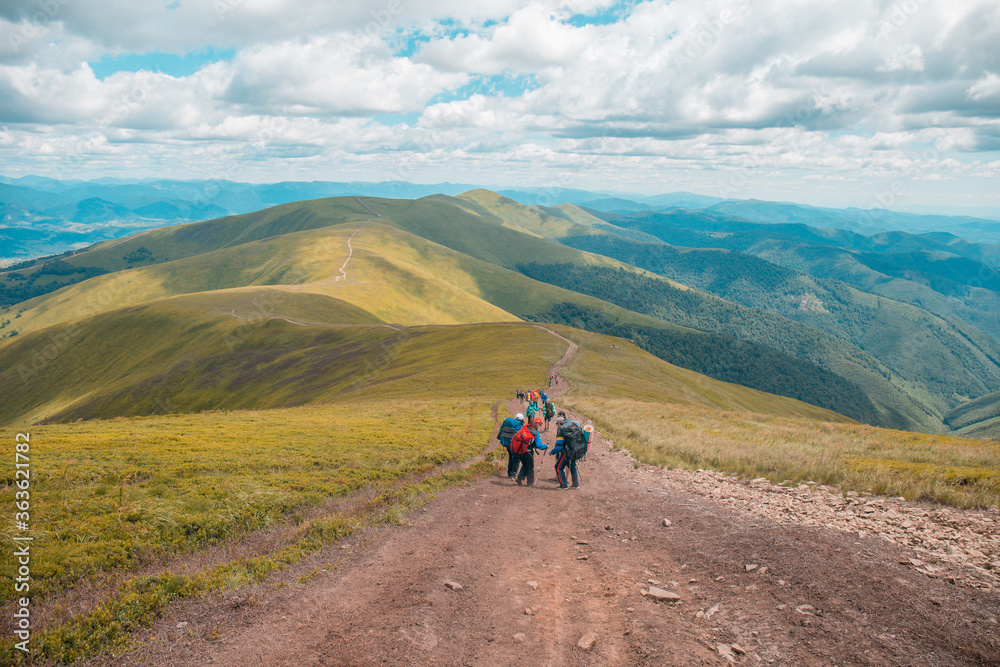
0 289 851 429
5 187 1000 666
583 208 1000 340
0 195 911 428
944 390 1000 439
3 190 999 433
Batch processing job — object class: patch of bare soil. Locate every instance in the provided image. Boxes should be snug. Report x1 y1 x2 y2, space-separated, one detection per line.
99 388 1000 666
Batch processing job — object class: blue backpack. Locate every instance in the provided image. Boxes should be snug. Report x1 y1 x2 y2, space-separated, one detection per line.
498 417 520 443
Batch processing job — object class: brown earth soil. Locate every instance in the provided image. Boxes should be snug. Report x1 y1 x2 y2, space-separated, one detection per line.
98 341 1000 666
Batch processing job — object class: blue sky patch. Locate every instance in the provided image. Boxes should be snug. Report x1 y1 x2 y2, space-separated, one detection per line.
90 48 235 80
372 112 422 127
567 0 643 27
429 73 540 105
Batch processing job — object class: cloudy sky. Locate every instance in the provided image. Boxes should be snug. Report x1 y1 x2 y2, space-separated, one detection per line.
1 0 998 210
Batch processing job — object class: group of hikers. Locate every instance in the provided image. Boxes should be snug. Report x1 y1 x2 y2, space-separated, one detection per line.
499 388 590 489
515 388 557 430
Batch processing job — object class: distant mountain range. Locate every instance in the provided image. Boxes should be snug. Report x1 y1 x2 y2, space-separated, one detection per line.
2 176 999 264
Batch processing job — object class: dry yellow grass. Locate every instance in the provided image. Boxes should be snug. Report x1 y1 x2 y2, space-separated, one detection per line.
569 397 1000 508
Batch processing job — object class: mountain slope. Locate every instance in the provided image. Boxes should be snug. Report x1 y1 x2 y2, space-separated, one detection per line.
0 292 853 428
584 209 1000 341
0 292 554 426
3 215 878 423
1 191 986 433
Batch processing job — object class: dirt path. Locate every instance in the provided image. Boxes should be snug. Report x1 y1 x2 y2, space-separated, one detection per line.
101 344 1000 666
333 221 368 282
531 324 577 389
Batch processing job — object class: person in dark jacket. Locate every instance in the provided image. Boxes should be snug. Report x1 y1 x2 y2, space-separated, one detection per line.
510 420 546 486
497 413 525 479
554 416 585 489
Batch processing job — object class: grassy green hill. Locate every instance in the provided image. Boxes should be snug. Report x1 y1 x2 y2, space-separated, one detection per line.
517 263 943 431
944 390 1000 439
5 191 1000 666
2 201 896 425
583 208 1000 342
0 292 558 426
4 190 995 433
0 286 858 430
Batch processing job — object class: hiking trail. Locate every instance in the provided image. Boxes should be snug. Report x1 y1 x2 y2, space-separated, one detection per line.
333 220 368 282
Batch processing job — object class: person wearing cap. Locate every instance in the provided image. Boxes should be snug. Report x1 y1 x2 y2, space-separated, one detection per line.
497 412 526 479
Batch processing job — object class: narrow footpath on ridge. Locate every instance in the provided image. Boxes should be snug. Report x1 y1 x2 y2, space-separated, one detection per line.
106 332 1000 666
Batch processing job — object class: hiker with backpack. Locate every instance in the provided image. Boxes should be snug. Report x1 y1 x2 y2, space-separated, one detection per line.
525 400 538 424
497 412 526 480
510 418 546 486
554 415 588 489
543 399 555 431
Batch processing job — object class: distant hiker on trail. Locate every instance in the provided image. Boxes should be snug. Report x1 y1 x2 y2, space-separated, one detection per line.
526 401 538 424
554 416 588 490
509 419 546 487
539 389 548 403
497 413 525 480
543 399 555 431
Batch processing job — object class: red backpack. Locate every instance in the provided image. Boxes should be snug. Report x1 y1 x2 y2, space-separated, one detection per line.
510 426 534 454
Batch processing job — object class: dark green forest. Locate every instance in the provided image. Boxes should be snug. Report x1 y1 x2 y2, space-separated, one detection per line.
0 259 107 309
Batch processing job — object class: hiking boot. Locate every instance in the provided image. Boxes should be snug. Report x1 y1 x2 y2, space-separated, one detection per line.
515 478 523 485
570 485 580 489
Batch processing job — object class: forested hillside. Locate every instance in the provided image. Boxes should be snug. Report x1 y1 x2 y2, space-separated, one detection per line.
558 235 1000 407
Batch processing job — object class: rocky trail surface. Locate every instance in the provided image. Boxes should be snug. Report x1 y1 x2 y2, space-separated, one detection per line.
101 344 1000 666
